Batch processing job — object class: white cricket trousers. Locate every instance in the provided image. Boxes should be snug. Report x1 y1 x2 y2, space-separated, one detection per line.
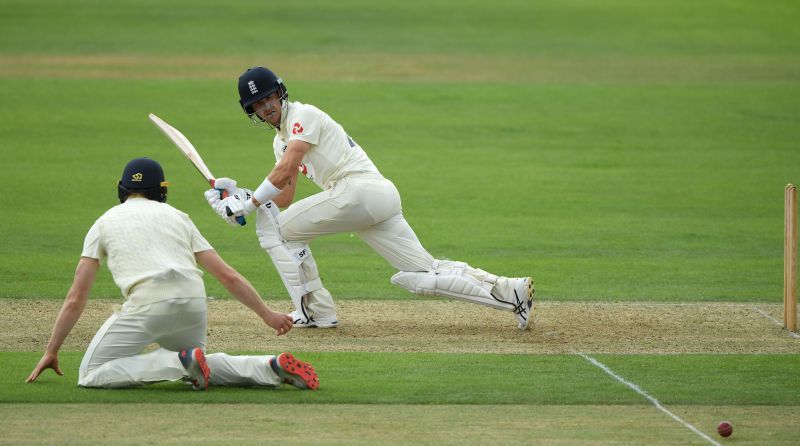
78 298 283 388
279 173 435 272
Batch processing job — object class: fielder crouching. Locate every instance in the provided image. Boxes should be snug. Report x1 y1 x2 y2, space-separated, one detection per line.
27 157 319 391
206 67 534 330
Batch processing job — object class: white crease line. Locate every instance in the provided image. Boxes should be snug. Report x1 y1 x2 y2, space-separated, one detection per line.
578 353 721 446
751 307 800 339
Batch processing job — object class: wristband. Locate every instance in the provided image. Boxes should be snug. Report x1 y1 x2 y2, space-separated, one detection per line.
253 178 282 204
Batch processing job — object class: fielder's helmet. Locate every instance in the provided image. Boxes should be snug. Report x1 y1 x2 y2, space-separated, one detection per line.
117 157 169 203
237 67 288 116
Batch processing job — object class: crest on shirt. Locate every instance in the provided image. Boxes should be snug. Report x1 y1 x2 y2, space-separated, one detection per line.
291 122 304 135
298 162 314 181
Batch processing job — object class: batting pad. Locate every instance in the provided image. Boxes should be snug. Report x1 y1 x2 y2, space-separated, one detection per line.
391 270 513 311
256 205 323 313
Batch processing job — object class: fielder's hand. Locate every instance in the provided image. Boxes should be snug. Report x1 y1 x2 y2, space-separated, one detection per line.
264 311 294 336
26 352 62 383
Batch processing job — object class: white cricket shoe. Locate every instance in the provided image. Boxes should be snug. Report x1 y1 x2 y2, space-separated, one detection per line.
289 310 339 329
179 348 210 391
511 277 534 331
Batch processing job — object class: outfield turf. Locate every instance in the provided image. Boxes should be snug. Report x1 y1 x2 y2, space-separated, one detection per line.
1 0 799 444
3 404 798 445
4 352 800 405
2 349 800 444
1 80 798 300
1 2 799 301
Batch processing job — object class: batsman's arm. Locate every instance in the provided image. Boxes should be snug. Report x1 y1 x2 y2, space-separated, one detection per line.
251 140 310 208
27 257 98 382
195 250 293 336
272 169 299 208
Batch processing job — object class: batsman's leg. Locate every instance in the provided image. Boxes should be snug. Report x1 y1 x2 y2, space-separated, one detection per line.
255 202 337 328
359 213 535 330
357 213 435 272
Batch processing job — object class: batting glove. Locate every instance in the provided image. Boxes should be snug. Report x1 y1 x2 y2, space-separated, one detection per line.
213 177 238 193
214 177 253 198
214 195 244 226
205 187 253 205
204 189 221 208
216 192 257 224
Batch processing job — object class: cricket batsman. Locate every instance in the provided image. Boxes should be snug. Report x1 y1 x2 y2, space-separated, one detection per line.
206 67 534 330
27 157 319 390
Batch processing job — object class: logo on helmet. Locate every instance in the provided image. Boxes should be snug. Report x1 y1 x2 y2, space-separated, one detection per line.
292 122 304 135
132 173 143 182
248 80 258 94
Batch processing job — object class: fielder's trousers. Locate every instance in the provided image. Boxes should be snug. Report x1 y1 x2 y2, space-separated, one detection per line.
78 297 283 388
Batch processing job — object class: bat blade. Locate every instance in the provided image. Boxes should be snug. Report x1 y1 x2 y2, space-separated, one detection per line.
149 113 215 183
149 113 246 226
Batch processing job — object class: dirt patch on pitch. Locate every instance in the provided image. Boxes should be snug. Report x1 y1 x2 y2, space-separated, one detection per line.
2 299 797 354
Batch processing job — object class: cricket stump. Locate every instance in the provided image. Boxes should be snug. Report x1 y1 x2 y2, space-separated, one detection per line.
785 184 797 332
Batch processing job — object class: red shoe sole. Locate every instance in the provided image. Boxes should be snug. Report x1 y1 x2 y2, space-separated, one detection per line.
194 349 210 391
278 353 319 390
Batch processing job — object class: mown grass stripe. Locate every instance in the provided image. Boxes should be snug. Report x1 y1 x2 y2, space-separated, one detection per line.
4 351 800 406
579 353 721 446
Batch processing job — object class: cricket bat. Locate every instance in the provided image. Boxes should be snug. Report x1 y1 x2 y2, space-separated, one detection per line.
148 113 245 225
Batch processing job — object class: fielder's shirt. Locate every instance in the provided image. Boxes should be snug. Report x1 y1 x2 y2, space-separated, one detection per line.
81 197 213 306
273 101 380 190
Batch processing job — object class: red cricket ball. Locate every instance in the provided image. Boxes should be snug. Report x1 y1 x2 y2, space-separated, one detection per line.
717 421 733 438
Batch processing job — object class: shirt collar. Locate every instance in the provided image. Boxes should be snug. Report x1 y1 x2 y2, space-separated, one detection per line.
277 101 290 139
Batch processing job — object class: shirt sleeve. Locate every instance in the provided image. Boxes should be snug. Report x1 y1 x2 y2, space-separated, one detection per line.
287 106 321 146
187 218 213 253
81 220 105 261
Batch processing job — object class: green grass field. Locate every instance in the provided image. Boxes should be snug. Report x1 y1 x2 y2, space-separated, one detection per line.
1 0 799 444
4 352 800 405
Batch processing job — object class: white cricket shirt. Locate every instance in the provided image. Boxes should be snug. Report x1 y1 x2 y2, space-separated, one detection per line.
81 197 213 306
273 101 380 190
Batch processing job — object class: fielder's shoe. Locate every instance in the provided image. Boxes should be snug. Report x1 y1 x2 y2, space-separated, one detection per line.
290 310 339 329
179 348 210 391
269 352 319 390
512 277 535 331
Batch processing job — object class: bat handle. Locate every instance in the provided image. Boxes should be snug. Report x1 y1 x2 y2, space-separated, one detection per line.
211 181 246 226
